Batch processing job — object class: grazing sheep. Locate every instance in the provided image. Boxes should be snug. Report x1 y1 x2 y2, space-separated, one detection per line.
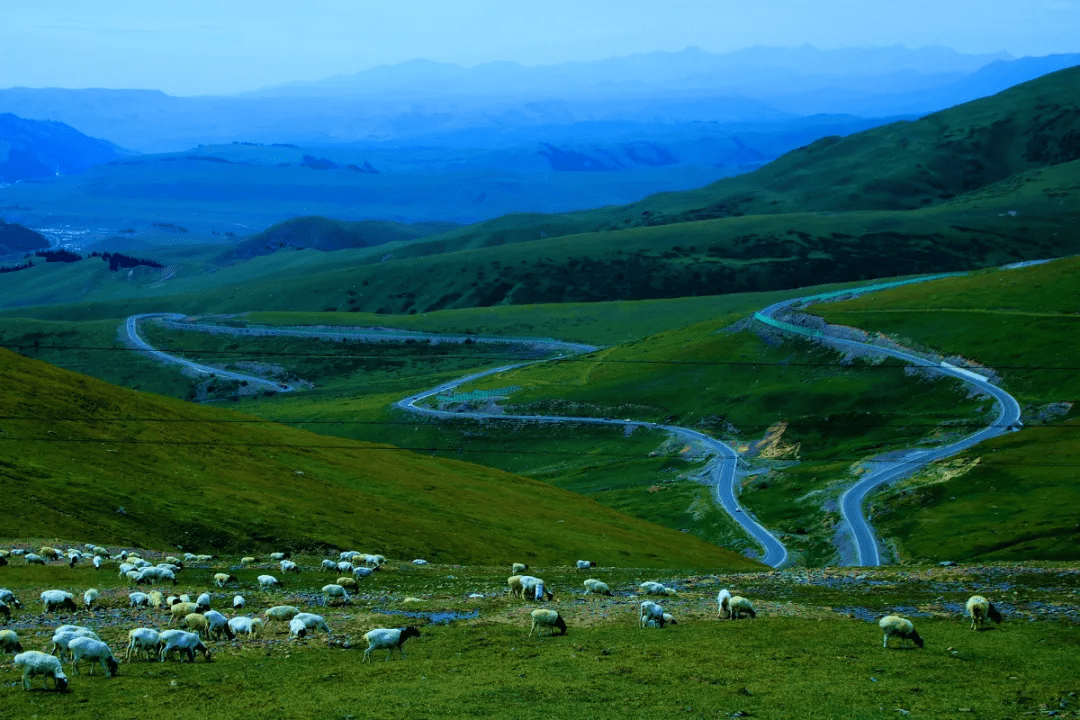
337 561 354 574
638 581 677 597
257 574 282 590
966 595 1003 630
576 560 596 570
165 595 180 607
13 651 69 691
164 556 183 567
182 613 210 638
203 610 236 640
232 595 245 610
519 576 553 601
40 590 78 614
321 559 338 572
0 588 22 608
336 577 358 590
663 613 678 626
147 591 164 608
583 579 613 596
157 630 211 662
196 554 214 562
270 552 290 561
507 575 524 598
92 555 102 570
361 626 420 662
117 563 136 578
25 553 47 565
0 629 23 653
280 560 300 574
214 573 238 588
529 609 567 637
49 629 100 660
125 628 160 661
879 615 924 649
124 570 142 584
322 584 351 606
353 566 376 579
67 637 119 677
83 588 100 610
264 605 301 627
135 566 175 585
639 601 666 629
128 592 151 608
728 596 756 620
412 559 429 565
512 562 528 575
196 592 212 611
179 594 191 603
240 556 256 565
290 612 331 639
168 602 200 626
717 589 732 619
40 546 62 560
339 550 357 561
288 617 306 638
228 616 263 639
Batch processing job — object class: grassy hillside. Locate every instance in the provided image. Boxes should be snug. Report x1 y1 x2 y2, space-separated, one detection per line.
0 347 758 570
421 64 1080 250
812 257 1080 562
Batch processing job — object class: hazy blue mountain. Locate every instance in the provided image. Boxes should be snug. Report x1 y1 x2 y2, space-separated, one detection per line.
0 219 49 254
0 113 125 183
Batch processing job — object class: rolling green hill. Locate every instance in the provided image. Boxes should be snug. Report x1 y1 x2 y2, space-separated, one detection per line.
0 347 759 570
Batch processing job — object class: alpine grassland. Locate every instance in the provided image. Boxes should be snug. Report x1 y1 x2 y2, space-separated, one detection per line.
813 257 1080 562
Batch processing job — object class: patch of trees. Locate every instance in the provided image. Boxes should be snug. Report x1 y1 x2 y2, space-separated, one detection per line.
89 251 164 271
35 249 82 263
0 260 33 274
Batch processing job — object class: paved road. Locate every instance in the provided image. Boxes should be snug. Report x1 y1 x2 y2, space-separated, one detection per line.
755 286 1022 566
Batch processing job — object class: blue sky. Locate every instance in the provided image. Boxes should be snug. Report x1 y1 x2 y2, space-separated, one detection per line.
7 0 1079 95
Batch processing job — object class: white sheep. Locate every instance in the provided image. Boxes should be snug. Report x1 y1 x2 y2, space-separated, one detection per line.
361 626 420 662
965 595 1003 630
182 613 210 638
257 574 282 590
125 628 160 661
519 576 553 601
203 610 235 640
264 605 301 627
214 573 237 588
322 583 351 606
25 553 47 565
0 588 22 608
168 602 200 626
512 562 528 575
321 559 338 572
228 616 263 638
67 637 119 677
157 629 211 662
92 555 102 570
583 579 613 596
879 615 924 648
40 590 78 614
576 560 596 570
336 577 359 590
280 560 300 574
148 591 164 608
728 596 756 620
117 563 136 578
529 608 567 637
14 650 69 691
717 589 732 619
290 612 331 638
338 550 357 561
49 628 100 660
270 552 289 561
638 581 677 597
353 566 376 579
232 595 245 610
288 617 306 638
639 600 666 629
337 561 354 574
1 629 24 653
663 613 678 626
196 592 212 611
240 556 257 565
83 588 100 610
412 559 428 565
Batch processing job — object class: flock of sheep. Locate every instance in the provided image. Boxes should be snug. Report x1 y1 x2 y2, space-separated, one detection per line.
1 546 1007 693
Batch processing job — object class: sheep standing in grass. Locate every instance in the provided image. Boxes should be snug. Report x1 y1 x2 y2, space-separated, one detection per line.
83 588 100 610
717 589 732 619
583 579 613 596
0 588 22 608
241 556 256 565
290 612 331 639
257 574 282 590
576 560 596 570
336 577 358 590
40 590 78 614
182 613 210 638
728 596 756 620
529 609 567 637
126 629 160 661
67 637 119 677
322 584 351 606
203 610 235 640
512 563 528 575
519 576 553 601
321 559 338 572
157 630 211 662
228 617 263 639
639 601 666 629
966 595 1003 630
13 651 69 691
130 593 152 609
148 591 164 608
264 605 301 628
0 629 23 653
337 561 354 574
49 629 100 660
25 554 47 565
233 595 245 610
507 575 524 598
280 560 300 574
270 552 290 561
353 566 376 579
168 602 200 626
214 573 238 588
196 592 212 612
92 555 102 570
879 615 924 649
361 626 420 662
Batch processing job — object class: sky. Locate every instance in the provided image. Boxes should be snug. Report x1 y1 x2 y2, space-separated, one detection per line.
6 0 1079 95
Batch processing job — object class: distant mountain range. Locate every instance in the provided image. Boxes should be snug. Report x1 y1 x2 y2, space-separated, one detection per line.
0 113 125 183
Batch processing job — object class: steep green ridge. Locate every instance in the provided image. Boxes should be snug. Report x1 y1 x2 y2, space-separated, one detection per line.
812 257 1080 561
0 348 758 569
215 215 460 263
421 65 1080 250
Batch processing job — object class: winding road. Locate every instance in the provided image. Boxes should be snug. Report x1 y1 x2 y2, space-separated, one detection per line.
126 273 1020 569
